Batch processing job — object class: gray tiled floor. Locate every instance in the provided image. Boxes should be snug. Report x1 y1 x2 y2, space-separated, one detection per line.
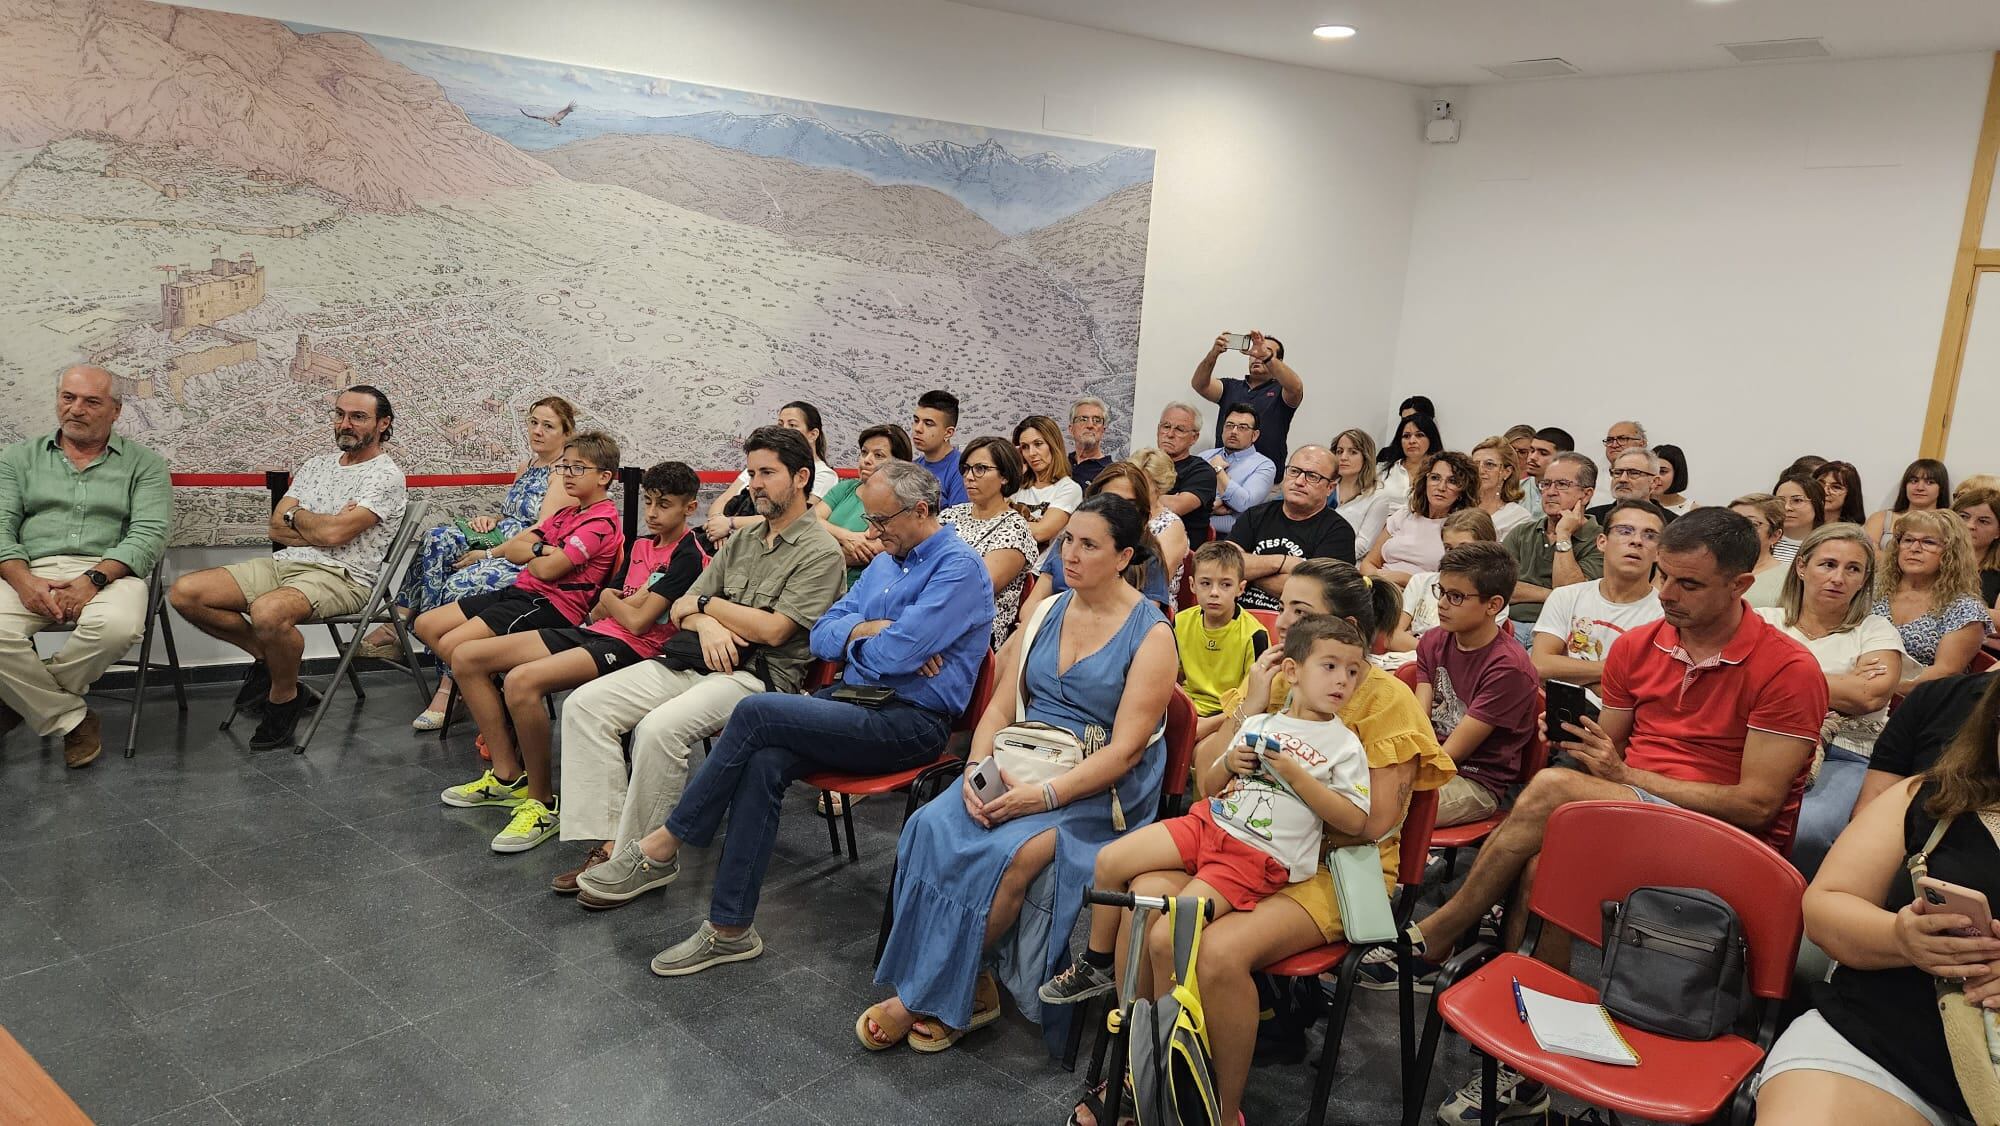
3 673 1490 1126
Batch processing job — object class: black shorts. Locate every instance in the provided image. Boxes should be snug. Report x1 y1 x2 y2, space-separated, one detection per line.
539 627 641 677
457 588 572 636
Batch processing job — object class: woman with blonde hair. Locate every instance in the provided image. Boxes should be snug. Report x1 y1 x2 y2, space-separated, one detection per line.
1949 484 2000 611
1021 459 1178 620
1871 508 1992 692
1756 523 1905 876
1330 428 1393 548
1730 493 1790 609
1011 414 1082 546
1127 447 1191 588
1469 435 1532 538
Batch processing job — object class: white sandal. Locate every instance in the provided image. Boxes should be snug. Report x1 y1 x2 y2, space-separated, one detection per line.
412 709 446 731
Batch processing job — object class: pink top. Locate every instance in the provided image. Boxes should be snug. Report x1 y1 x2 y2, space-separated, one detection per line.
514 499 622 624
587 530 708 658
1379 506 1446 573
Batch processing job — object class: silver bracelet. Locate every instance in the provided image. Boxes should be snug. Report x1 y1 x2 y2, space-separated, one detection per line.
1041 782 1058 811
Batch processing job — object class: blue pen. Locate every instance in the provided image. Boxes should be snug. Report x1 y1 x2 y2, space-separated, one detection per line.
1511 978 1529 1024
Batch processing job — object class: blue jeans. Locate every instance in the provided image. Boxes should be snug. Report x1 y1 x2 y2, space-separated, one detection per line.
1791 744 1870 881
665 688 950 927
1511 619 1538 649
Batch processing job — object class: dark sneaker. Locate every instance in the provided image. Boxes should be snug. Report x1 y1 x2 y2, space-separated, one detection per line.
234 662 272 718
1037 957 1117 1005
1355 944 1440 993
650 921 763 977
0 700 22 741
247 685 317 750
576 842 679 909
551 845 611 895
62 709 102 768
1435 1063 1550 1124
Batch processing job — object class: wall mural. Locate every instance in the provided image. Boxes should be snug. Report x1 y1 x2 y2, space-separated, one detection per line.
0 0 1155 542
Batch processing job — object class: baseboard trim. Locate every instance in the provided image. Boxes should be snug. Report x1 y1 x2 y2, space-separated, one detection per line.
91 652 439 692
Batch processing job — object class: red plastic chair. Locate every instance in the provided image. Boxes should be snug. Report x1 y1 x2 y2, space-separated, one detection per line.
1249 608 1280 636
1174 565 1196 612
1404 800 1807 1126
1393 662 1423 690
802 650 996 861
1156 688 1198 819
1972 647 1997 674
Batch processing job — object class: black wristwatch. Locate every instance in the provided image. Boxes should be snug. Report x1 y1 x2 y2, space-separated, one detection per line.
697 594 713 615
531 540 548 558
84 569 109 590
282 507 299 529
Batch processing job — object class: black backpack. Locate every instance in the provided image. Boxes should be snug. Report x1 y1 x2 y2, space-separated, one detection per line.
1597 886 1747 1041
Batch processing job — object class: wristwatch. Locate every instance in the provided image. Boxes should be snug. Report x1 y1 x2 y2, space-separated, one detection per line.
1552 540 1573 554
282 507 299 528
531 540 548 558
697 594 714 615
84 569 109 590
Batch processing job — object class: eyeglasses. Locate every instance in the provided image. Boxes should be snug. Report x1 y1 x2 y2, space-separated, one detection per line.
1284 466 1333 487
1430 581 1474 608
328 410 376 424
863 505 912 529
1609 468 1653 480
1071 415 1106 427
1158 424 1199 437
1898 535 1944 553
1603 434 1638 447
1221 421 1258 433
1541 478 1581 492
1607 524 1662 543
552 461 602 477
961 463 998 479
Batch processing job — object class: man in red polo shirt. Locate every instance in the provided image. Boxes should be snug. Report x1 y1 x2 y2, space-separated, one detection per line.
1381 507 1826 1124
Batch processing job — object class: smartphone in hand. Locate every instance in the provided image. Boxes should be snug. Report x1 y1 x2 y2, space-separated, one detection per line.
1543 680 1599 748
1222 333 1250 353
1919 876 1994 938
968 757 1008 805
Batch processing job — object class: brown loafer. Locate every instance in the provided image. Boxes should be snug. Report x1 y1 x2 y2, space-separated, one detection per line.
550 844 611 895
63 709 102 769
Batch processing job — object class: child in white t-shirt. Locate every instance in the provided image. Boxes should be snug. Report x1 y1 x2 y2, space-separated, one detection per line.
1381 509 1503 668
1039 615 1372 1006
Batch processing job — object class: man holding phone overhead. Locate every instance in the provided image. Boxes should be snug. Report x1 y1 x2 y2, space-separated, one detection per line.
1191 329 1303 466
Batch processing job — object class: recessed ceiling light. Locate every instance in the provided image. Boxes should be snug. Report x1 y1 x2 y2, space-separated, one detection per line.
1312 25 1357 40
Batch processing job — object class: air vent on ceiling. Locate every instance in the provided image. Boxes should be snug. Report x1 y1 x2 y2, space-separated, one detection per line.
1479 58 1580 81
1722 37 1831 63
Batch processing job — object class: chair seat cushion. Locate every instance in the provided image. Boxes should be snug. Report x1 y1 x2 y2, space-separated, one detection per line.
1260 942 1352 977
1435 953 1765 1123
801 755 957 797
1431 812 1507 848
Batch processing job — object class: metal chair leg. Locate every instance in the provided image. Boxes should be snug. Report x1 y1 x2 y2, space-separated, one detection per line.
297 621 370 754
1306 953 1366 1126
123 602 158 759
840 801 859 862
438 677 462 745
1479 1052 1498 1126
325 624 366 701
820 791 843 856
159 610 188 712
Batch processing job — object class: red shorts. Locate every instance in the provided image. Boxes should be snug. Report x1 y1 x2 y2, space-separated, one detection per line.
1163 802 1292 912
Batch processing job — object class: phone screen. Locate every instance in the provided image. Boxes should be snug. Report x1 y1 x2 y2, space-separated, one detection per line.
1543 680 1599 748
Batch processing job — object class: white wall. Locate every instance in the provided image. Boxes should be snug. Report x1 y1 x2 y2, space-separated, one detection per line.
1390 53 1992 507
137 0 1426 666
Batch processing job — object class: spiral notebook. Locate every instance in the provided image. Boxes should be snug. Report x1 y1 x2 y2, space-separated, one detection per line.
1517 985 1641 1067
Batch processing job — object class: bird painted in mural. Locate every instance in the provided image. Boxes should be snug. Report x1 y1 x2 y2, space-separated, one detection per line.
520 101 577 127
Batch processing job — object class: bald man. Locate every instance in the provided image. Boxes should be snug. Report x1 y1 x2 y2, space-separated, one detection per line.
0 366 171 766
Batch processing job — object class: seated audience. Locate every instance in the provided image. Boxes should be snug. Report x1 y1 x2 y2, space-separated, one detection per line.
1731 492 1790 608
1586 447 1671 525
1396 509 1826 1122
1864 458 1949 551
1816 459 1867 525
548 427 843 897
1857 666 1998 809
1360 450 1477 588
1044 615 1373 1126
1949 483 2000 611
912 389 970 508
1022 461 1176 616
585 460 993 975
1377 413 1443 502
1067 398 1113 488
381 395 573 729
1230 445 1357 612
1128 448 1192 589
1518 426 1576 520
822 423 912 584
438 461 705 853
1195 404 1277 538
942 436 1039 648
0 365 169 767
1755 523 1904 879
1191 329 1302 465
865 495 1175 1056
1529 499 1668 690
1652 443 1693 515
1872 509 1993 690
706 401 838 546
1504 424 1539 516
171 386 407 750
1772 470 1827 564
1752 675 2000 1126
1154 402 1218 545
1413 543 1540 829
1500 452 1602 647
1469 435 1533 538
1330 428 1394 549
1012 415 1083 545
1385 509 1499 661
1175 542 1270 741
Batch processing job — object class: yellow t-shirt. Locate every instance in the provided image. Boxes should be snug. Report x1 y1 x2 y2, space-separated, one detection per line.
1174 606 1269 715
1218 665 1455 882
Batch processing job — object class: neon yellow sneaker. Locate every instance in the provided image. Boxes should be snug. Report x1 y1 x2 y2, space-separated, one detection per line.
491 797 559 854
439 769 527 809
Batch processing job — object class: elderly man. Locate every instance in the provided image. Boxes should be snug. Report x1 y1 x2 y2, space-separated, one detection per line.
1067 398 1113 488
580 460 992 974
1586 447 1668 525
1601 419 1647 465
1501 451 1602 648
170 386 406 750
1155 401 1218 545
1190 329 1303 465
1229 445 1356 611
1193 403 1277 538
0 365 170 767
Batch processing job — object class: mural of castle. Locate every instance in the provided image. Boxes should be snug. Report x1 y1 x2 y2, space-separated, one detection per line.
288 334 349 386
160 253 263 339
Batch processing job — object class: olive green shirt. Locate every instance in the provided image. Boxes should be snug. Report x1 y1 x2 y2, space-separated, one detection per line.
0 432 171 578
687 512 845 693
1502 514 1605 627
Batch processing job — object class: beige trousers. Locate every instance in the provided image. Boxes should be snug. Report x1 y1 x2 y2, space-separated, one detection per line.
0 555 150 736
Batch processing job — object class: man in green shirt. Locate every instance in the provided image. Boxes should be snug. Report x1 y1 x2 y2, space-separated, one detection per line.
0 365 171 767
1501 451 1604 648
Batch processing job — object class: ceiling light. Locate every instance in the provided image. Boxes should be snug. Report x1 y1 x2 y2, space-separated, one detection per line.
1312 25 1356 40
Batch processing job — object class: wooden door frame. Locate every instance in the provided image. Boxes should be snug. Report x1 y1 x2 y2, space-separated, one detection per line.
1922 51 2000 459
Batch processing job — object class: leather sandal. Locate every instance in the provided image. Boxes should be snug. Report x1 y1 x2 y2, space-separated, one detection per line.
909 972 1001 1053
855 1002 911 1051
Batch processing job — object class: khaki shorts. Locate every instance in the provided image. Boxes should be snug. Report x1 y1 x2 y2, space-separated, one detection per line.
1435 774 1502 828
223 557 368 619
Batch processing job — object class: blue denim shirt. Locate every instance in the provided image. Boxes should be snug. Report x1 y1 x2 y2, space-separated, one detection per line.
810 525 993 717
1191 445 1276 536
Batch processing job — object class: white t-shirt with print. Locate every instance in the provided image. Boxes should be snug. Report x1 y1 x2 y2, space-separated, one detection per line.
1755 608 1906 756
276 452 408 587
1208 710 1372 882
1014 477 1083 527
1532 579 1664 663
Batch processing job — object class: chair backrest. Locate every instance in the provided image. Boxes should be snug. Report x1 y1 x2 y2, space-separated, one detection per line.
1530 800 1807 1000
953 649 998 734
1524 686 1551 777
1158 688 1198 804
1394 787 1440 886
329 496 428 625
1248 608 1279 636
1175 565 1195 612
1393 662 1424 689
803 658 842 692
1972 647 1998 674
